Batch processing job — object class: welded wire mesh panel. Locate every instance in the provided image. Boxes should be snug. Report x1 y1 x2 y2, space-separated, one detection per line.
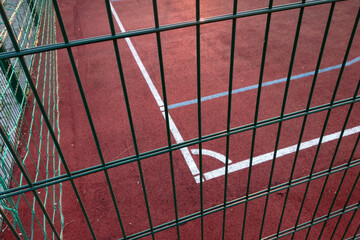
0 0 359 239
0 0 63 239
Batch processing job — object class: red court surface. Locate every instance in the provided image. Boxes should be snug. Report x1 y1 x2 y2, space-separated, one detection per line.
2 0 360 239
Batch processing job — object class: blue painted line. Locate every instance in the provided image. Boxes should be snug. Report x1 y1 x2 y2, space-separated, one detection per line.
168 56 360 110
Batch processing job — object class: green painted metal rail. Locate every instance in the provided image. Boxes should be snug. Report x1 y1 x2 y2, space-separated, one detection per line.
0 0 359 239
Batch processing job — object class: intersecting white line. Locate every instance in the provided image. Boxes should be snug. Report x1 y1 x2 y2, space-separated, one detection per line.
110 3 359 184
203 126 360 181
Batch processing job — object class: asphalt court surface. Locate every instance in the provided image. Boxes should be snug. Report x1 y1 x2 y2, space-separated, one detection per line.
53 0 360 239
3 0 359 239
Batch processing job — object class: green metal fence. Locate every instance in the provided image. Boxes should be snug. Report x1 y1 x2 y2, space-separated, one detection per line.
0 0 359 239
0 0 63 239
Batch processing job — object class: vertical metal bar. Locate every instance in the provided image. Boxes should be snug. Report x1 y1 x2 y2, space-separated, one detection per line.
40 0 128 237
0 205 22 240
256 2 274 238
340 210 357 240
291 6 360 239
331 161 360 239
0 3 66 239
0 125 60 240
104 1 155 239
328 135 360 239
195 0 204 239
150 0 181 238
340 201 360 240
306 80 360 239
0 0 57 233
52 2 119 239
1 0 97 237
221 0 239 239
5 0 48 234
276 2 336 236
0 42 24 104
259 0 306 238
340 208 360 240
351 218 360 239
241 1 289 239
338 208 360 240
50 0 101 237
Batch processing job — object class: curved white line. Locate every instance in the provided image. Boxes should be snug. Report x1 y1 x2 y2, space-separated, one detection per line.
191 149 232 164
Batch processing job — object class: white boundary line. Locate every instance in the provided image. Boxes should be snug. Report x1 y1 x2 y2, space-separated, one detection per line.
110 3 201 179
203 126 360 181
110 3 359 184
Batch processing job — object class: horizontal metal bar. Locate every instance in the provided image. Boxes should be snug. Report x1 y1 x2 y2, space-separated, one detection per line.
3 154 359 205
2 155 360 230
262 203 360 239
0 0 344 60
0 95 358 199
118 161 360 240
345 234 360 240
